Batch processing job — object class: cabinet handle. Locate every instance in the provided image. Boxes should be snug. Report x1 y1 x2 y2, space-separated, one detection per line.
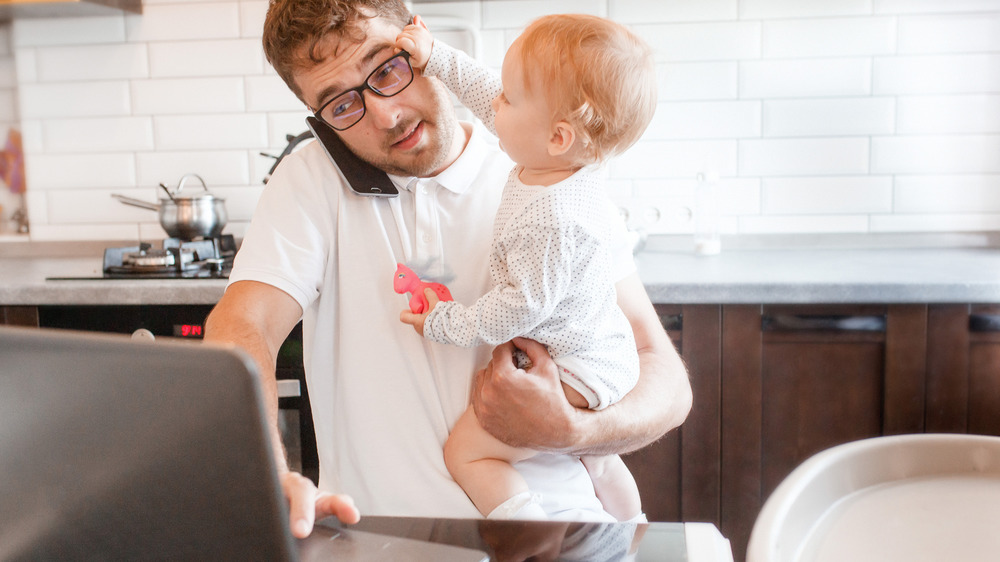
969 314 1000 333
762 314 886 332
658 313 682 332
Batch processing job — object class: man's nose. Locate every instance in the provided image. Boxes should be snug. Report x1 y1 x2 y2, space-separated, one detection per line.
364 91 402 130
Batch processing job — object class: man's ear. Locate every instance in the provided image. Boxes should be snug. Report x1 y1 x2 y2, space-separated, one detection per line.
547 121 576 157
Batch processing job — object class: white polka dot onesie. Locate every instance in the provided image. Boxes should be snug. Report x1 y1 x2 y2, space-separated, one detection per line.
421 41 639 410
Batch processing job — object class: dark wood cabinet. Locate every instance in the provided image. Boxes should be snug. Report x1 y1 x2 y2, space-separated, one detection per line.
622 304 684 522
926 304 1000 436
720 304 928 559
677 305 723 525
0 305 38 327
623 305 724 524
632 302 1000 562
969 305 1000 435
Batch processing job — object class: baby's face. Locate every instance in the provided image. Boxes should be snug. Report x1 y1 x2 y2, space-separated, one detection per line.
490 40 561 171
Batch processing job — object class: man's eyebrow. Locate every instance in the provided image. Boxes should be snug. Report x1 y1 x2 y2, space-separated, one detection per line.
313 42 394 110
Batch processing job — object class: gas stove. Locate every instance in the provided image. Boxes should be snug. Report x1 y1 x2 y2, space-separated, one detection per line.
102 235 236 279
103 235 236 279
47 235 236 280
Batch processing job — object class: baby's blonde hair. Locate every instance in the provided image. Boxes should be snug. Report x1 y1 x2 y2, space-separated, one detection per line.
515 14 657 166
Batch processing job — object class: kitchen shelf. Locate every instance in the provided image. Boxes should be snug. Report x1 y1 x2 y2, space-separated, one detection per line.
0 0 141 20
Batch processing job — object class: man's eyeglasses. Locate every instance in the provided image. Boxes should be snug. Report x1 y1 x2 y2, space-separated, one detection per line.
313 51 414 131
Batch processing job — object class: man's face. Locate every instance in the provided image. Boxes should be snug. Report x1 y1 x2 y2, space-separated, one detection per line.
294 17 461 177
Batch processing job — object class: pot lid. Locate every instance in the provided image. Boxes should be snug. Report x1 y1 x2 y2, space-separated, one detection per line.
161 173 222 199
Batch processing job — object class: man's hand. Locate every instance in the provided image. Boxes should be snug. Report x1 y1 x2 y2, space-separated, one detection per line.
396 15 433 69
399 287 439 336
471 337 582 452
281 471 360 538
471 273 692 458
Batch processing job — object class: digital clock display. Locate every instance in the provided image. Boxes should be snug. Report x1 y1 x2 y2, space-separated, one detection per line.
173 324 204 338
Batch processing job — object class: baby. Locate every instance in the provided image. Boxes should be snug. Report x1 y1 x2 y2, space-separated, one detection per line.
397 13 657 521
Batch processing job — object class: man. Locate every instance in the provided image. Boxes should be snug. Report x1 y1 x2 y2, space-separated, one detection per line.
204 0 691 538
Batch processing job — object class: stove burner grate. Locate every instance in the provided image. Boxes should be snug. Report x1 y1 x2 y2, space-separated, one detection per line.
101 235 236 279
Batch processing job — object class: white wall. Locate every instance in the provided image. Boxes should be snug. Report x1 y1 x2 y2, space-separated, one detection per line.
0 23 21 234
11 0 1000 241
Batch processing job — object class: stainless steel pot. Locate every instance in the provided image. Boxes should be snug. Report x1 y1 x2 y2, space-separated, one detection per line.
113 174 227 240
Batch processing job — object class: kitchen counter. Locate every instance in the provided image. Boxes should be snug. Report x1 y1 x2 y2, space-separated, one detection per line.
637 245 1000 304
0 241 226 306
1 236 999 306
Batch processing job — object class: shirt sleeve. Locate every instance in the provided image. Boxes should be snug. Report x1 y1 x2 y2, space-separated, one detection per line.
227 146 331 312
423 223 573 348
424 40 501 136
606 200 638 281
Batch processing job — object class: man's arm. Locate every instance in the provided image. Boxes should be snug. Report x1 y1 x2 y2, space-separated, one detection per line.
204 280 359 536
205 280 303 469
471 271 692 456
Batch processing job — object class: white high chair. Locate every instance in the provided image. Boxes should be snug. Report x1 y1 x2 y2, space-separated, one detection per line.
746 433 1000 562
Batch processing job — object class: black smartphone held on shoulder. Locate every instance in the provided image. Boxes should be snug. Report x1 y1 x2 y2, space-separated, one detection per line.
305 116 399 198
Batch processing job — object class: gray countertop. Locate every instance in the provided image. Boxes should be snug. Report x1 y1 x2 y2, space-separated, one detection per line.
637 246 1000 304
0 255 226 305
1 237 999 306
0 241 226 305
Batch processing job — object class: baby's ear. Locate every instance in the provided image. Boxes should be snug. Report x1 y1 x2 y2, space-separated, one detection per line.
547 121 576 157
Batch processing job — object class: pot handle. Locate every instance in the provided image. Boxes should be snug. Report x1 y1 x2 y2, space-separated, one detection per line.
111 193 160 211
174 173 209 195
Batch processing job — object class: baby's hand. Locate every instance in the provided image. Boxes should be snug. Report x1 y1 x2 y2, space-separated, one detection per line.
396 14 433 69
399 287 440 337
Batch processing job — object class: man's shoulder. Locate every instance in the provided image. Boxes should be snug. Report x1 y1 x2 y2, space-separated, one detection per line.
467 122 511 175
280 139 342 178
266 140 347 197
433 121 510 194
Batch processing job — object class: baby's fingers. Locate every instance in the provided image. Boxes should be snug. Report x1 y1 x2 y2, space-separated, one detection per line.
396 32 417 54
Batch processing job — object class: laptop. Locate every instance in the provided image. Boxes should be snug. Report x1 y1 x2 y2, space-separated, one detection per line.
0 326 488 561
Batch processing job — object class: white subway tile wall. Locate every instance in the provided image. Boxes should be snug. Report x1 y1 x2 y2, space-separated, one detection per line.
4 0 1000 241
0 25 21 232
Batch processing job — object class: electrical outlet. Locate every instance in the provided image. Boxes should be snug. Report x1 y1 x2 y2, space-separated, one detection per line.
619 200 693 234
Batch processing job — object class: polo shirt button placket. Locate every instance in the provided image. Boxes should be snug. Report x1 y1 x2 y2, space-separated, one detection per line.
413 180 437 262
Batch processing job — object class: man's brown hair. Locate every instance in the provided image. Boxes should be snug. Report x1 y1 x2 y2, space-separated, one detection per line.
262 0 412 101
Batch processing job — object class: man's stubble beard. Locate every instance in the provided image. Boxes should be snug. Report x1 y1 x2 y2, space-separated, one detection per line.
366 78 458 178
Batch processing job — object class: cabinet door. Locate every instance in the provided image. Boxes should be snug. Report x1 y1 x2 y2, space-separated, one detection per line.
0 306 39 326
969 305 1000 435
622 304 684 522
720 304 926 561
757 305 887 496
928 304 1000 435
926 304 970 432
622 304 723 526
678 305 722 525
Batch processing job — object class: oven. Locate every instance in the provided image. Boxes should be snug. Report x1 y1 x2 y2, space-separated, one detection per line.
36 304 319 482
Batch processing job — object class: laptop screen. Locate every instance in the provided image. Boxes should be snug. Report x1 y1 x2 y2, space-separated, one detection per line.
0 326 297 560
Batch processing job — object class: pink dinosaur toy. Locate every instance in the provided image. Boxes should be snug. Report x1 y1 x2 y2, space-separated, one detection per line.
393 263 454 314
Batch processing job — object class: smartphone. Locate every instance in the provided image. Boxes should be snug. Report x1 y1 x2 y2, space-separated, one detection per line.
305 116 399 197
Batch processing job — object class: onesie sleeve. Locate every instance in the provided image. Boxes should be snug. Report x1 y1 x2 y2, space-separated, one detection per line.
423 223 573 348
424 40 501 136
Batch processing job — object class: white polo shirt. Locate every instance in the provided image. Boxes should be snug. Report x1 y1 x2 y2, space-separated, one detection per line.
230 122 630 520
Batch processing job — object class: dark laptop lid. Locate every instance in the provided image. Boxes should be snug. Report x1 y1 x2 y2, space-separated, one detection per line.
0 326 296 560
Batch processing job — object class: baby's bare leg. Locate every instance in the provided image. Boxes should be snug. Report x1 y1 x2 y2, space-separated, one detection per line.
562 382 642 521
581 454 642 521
444 405 538 517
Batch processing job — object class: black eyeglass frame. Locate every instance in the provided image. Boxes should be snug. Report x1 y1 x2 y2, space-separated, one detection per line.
312 50 414 132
